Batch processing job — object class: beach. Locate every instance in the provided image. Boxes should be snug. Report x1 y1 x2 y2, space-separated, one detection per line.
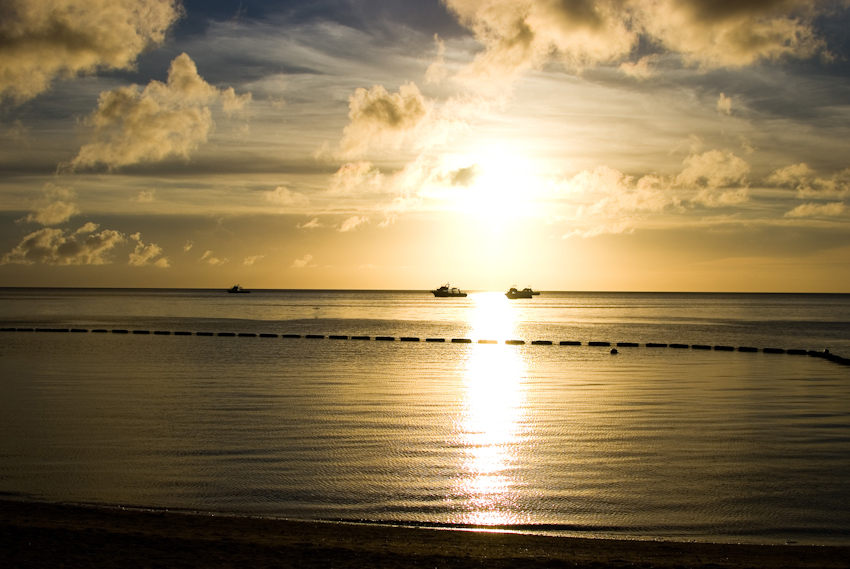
2 500 848 568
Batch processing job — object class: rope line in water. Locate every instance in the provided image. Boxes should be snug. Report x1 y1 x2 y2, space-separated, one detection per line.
1 327 847 366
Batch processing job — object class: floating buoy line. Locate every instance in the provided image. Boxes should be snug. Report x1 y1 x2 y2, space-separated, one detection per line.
1 326 847 367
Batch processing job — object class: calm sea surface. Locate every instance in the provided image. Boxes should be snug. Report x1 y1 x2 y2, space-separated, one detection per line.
1 288 849 545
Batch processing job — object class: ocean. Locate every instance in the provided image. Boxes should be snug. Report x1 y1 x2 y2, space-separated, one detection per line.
1 288 849 545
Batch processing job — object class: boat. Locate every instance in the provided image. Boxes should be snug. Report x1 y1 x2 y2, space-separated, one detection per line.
432 284 467 298
506 286 539 299
227 285 250 293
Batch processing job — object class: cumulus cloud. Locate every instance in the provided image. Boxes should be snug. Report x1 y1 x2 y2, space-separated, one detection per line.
128 232 168 267
1 223 124 265
676 149 749 189
63 53 250 171
766 164 850 197
291 254 313 268
717 93 732 115
338 215 369 232
552 147 755 234
297 217 323 229
328 162 385 196
183 240 194 252
442 0 832 82
676 150 750 206
263 185 309 207
0 0 181 103
335 83 432 158
23 183 79 225
200 250 226 265
242 255 264 266
564 167 681 217
785 202 846 217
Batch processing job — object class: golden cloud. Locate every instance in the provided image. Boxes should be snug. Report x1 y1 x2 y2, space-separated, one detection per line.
337 83 432 158
63 53 250 171
442 0 832 81
0 0 182 102
24 183 79 225
1 223 124 265
128 232 168 267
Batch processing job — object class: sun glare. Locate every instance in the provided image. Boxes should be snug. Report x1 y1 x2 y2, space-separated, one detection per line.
450 145 544 231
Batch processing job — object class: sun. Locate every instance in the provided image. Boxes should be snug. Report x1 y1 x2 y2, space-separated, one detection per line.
453 145 543 231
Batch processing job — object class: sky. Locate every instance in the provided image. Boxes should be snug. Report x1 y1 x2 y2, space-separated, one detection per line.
1 0 850 292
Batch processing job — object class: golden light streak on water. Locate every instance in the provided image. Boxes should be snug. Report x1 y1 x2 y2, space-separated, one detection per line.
453 291 530 525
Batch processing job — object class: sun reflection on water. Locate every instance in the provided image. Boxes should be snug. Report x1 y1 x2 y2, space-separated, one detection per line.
453 292 529 526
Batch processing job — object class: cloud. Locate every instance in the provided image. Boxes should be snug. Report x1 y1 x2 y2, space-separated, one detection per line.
336 83 432 158
183 240 194 252
338 215 369 232
378 214 398 228
442 0 832 82
297 217 323 229
23 183 79 225
3 119 30 144
765 164 850 198
291 254 313 268
676 150 751 206
263 185 309 207
562 221 635 239
565 167 681 217
1 223 124 265
691 187 750 207
0 0 181 103
717 93 732 115
619 55 660 80
447 164 481 187
127 232 167 267
63 53 250 171
242 255 264 266
676 150 749 189
200 250 226 265
425 34 448 84
328 162 385 196
135 189 156 203
785 202 846 217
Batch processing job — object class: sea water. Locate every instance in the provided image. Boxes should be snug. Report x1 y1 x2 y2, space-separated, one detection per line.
0 288 849 545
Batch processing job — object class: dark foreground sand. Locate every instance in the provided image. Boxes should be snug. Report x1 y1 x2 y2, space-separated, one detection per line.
1 500 848 569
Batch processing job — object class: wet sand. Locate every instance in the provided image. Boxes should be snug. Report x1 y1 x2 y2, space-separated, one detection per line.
1 500 848 568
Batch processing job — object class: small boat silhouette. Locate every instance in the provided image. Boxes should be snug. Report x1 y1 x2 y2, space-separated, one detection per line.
227 285 250 293
432 284 467 297
506 286 539 299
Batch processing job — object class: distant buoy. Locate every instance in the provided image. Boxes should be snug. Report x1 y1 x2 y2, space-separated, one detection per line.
610 348 618 355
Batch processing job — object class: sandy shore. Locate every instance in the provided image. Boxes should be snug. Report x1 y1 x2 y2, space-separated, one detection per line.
1 500 848 568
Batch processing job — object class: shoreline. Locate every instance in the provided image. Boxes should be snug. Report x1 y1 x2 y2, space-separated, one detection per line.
2 500 848 568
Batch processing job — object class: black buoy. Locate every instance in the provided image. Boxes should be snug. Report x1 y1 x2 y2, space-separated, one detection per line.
610 348 618 355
